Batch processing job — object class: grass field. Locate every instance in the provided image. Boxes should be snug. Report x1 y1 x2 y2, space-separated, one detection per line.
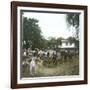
21 56 79 78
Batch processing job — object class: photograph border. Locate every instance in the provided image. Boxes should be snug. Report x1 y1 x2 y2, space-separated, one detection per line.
11 1 88 89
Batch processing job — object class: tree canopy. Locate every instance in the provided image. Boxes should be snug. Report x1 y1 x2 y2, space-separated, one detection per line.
66 13 80 40
23 17 44 49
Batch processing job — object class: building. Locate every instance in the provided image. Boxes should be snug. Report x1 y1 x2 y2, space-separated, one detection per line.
57 39 78 54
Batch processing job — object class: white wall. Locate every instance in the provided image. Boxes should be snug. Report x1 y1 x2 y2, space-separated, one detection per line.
0 0 89 90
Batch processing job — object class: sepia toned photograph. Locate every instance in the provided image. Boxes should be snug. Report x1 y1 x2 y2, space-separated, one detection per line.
20 10 80 78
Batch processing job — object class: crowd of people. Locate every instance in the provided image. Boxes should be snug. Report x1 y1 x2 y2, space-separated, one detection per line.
21 47 78 76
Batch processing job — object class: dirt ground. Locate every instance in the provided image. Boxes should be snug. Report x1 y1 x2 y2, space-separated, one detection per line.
21 57 79 78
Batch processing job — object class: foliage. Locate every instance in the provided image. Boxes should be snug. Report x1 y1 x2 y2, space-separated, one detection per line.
66 13 80 40
23 17 44 49
67 37 79 48
56 37 63 46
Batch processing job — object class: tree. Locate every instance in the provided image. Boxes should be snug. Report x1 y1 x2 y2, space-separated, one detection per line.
23 17 43 49
66 13 80 40
56 37 63 46
67 37 75 44
67 37 79 48
47 37 57 49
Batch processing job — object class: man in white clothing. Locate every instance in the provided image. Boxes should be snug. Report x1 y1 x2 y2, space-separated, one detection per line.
29 56 37 76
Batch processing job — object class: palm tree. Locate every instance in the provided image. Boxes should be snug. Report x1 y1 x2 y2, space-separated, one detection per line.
66 13 80 40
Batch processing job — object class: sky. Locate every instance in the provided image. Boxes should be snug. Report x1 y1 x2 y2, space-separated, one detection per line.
23 12 74 40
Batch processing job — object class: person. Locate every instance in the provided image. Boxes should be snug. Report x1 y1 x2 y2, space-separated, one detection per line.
29 55 37 76
23 49 27 56
47 51 49 57
22 59 29 74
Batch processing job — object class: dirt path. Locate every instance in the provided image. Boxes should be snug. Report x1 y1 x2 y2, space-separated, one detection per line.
35 59 79 77
21 58 79 77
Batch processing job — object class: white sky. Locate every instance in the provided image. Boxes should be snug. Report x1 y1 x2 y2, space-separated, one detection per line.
23 12 74 40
